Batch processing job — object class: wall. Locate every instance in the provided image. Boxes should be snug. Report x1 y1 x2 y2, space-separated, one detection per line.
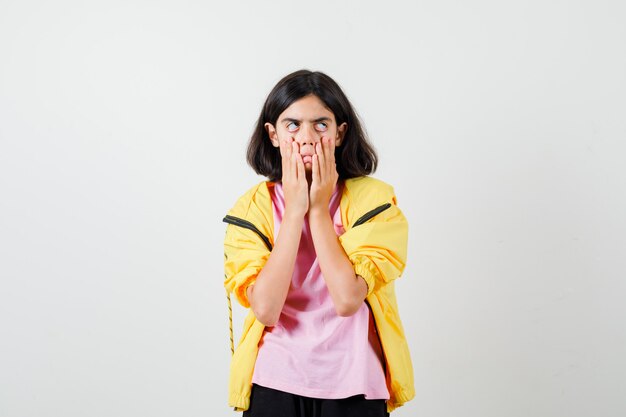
1 1 625 416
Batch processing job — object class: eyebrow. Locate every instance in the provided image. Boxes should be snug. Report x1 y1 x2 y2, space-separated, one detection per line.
280 117 333 124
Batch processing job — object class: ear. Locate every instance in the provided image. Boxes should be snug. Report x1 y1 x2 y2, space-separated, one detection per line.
335 122 348 146
265 123 279 147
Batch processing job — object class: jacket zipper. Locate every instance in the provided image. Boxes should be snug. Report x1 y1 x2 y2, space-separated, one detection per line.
352 203 392 227
365 300 388 376
224 202 392 247
223 215 273 251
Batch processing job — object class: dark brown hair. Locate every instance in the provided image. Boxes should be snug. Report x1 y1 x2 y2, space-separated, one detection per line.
246 70 378 182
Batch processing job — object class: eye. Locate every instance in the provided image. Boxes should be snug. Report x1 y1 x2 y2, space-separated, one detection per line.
286 122 299 132
315 122 328 131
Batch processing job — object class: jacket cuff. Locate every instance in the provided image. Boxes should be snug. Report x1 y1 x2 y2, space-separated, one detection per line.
353 259 379 297
228 391 251 412
234 272 259 308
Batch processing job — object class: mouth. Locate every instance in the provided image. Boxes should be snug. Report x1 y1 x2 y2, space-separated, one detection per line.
302 155 313 164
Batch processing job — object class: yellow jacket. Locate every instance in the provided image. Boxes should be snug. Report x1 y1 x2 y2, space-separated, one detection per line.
223 176 414 413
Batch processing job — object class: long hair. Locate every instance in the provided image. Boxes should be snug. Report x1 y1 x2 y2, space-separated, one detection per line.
246 70 378 182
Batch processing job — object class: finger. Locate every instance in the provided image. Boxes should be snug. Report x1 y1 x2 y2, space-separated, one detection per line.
291 141 299 179
312 153 320 185
296 152 306 183
281 139 294 180
316 140 325 178
328 137 337 176
323 137 337 182
322 137 331 178
280 139 288 176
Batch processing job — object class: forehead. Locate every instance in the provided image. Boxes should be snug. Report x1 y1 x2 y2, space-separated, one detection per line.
279 95 335 121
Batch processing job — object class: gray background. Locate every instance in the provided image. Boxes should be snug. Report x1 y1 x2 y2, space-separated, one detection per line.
1 0 625 416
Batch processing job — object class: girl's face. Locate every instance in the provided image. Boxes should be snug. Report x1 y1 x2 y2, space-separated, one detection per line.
265 94 347 171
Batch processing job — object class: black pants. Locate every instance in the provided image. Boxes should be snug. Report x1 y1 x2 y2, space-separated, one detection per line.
243 384 389 417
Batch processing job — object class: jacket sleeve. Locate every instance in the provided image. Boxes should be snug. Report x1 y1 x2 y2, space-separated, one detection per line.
223 223 271 308
338 197 409 297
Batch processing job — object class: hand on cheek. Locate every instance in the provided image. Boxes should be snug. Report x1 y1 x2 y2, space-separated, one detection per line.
280 138 309 218
309 137 338 213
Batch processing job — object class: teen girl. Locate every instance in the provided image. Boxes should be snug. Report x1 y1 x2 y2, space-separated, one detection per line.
223 70 414 416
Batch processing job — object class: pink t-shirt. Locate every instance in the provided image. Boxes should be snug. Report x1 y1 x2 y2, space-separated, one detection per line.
251 181 389 400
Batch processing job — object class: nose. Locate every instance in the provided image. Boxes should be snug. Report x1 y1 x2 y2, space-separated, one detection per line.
294 124 320 147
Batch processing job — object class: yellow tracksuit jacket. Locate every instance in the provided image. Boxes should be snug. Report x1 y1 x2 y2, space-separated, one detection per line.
223 175 414 413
